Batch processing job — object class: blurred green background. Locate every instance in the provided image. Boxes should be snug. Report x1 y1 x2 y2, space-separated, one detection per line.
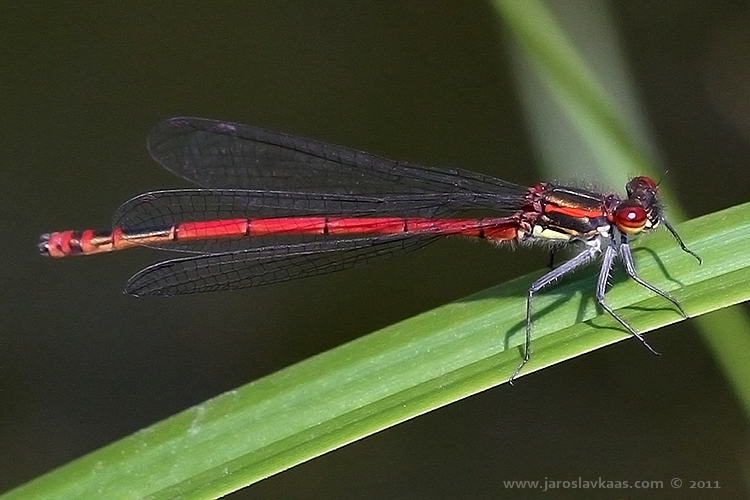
2 1 750 498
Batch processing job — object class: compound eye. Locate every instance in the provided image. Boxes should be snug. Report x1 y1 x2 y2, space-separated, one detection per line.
614 205 648 234
626 176 658 196
633 176 657 190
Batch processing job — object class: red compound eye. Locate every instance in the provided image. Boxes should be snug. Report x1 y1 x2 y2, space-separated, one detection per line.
633 176 657 190
626 176 658 197
614 205 648 234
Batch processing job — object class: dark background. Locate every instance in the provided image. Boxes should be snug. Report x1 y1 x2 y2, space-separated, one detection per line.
2 1 750 498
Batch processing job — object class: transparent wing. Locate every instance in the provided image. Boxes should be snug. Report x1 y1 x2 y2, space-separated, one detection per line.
147 117 529 199
125 235 436 296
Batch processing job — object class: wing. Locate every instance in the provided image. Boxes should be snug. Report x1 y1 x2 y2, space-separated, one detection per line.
146 117 529 199
125 235 436 296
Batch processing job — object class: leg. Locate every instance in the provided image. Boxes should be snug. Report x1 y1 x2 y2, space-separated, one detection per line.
662 218 701 264
619 239 688 318
509 240 602 384
596 239 660 355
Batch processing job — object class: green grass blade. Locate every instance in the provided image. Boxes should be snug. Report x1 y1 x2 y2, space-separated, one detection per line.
5 201 750 499
491 0 652 187
490 0 750 417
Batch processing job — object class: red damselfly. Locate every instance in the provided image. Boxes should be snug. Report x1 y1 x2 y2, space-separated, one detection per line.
39 117 701 381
